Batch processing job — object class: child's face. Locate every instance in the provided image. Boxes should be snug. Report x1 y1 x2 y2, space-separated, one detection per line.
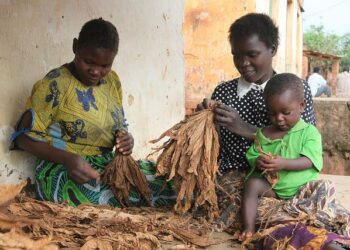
73 44 116 86
231 34 276 85
265 90 304 131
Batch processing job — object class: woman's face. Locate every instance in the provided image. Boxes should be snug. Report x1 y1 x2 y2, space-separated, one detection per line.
73 40 116 86
231 34 276 84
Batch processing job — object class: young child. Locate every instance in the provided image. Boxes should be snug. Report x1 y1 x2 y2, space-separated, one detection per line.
11 18 136 206
240 73 323 240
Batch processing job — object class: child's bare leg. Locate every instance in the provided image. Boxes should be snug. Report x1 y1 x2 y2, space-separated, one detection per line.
240 177 276 241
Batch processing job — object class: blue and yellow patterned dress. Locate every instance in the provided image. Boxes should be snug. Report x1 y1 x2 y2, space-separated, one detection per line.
11 66 175 207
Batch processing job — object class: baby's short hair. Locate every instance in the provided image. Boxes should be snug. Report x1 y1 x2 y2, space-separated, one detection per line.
228 13 279 49
263 73 304 102
77 18 119 53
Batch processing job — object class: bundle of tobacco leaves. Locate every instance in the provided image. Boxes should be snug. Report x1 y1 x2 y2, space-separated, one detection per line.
149 104 220 220
102 131 151 207
0 182 229 249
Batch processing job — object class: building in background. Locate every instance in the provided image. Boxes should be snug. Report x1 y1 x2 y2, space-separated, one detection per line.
184 0 305 114
302 47 341 94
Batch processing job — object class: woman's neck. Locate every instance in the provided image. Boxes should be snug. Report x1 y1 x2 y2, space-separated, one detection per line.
65 62 81 82
256 69 275 85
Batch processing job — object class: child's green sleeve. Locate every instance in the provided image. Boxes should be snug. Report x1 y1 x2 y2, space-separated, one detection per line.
246 143 261 170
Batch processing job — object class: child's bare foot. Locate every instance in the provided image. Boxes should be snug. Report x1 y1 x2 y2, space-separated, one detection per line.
239 230 254 241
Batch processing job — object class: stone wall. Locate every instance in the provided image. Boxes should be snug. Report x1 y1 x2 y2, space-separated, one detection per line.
314 98 350 175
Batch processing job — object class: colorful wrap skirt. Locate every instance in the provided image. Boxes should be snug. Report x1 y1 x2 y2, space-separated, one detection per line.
257 222 350 249
35 153 176 207
216 171 350 249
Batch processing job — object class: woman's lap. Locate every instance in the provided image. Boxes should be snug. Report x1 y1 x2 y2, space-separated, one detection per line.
35 154 176 207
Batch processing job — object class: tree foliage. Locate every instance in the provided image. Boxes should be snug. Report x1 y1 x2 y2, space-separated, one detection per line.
304 25 350 68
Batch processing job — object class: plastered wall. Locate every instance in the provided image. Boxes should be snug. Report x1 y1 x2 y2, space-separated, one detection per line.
0 0 185 183
183 0 256 114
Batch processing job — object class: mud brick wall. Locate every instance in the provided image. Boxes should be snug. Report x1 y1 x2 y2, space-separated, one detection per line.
314 98 350 175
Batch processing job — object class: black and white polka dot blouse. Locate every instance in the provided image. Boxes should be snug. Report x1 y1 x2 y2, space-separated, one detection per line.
211 78 316 173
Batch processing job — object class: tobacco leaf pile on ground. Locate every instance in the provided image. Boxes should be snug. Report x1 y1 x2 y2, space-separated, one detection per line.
149 104 220 220
0 181 228 249
101 131 151 207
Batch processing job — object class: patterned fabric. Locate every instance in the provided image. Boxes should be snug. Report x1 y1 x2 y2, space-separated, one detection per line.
216 175 350 249
246 119 323 199
11 66 128 156
256 222 350 250
280 180 350 236
36 158 176 207
255 180 350 238
211 78 315 173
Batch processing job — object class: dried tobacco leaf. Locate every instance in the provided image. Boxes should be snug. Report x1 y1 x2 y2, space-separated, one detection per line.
102 131 151 207
0 212 39 231
255 139 279 188
168 244 196 250
80 238 114 250
0 181 27 206
167 225 227 247
135 232 162 250
0 229 57 250
149 104 220 220
3 196 227 248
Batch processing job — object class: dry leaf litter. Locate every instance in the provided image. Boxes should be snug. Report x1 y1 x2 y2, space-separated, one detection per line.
0 181 230 249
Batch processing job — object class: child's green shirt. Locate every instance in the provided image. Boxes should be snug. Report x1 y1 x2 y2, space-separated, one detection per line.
246 119 323 199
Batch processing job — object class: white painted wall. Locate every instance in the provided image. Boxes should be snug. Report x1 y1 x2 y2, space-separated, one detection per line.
255 0 270 14
258 0 302 75
0 0 185 183
275 0 287 74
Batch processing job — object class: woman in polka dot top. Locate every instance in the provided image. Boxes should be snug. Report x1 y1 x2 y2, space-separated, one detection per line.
197 13 315 174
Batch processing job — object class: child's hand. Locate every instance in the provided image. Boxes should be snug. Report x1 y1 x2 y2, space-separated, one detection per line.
115 132 134 155
257 155 286 172
65 154 100 184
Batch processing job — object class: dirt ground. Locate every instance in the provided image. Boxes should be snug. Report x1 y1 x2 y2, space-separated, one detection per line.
164 174 350 250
